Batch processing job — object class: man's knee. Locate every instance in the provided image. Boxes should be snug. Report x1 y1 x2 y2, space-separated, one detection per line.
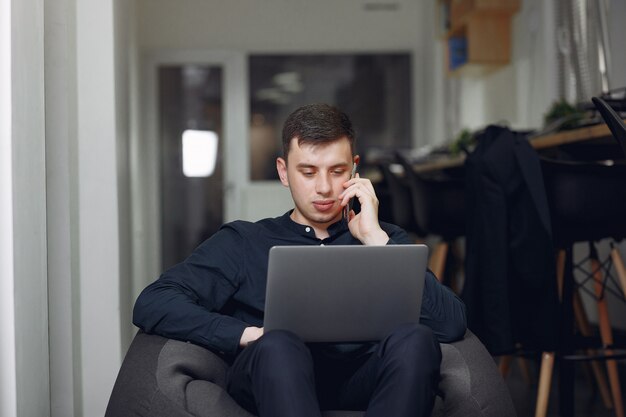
253 330 311 366
380 323 441 364
245 330 315 390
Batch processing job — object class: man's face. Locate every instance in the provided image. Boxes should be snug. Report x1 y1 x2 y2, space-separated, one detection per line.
276 137 355 233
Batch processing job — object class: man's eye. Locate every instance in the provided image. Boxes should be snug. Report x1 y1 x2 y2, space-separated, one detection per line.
302 171 314 177
332 170 346 176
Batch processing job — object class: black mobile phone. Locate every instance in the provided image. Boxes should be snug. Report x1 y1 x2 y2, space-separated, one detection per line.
344 163 358 219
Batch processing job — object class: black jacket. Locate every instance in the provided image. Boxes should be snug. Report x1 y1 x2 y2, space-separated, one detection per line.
462 126 560 355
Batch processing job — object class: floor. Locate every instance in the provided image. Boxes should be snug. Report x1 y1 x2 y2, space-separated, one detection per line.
504 355 626 417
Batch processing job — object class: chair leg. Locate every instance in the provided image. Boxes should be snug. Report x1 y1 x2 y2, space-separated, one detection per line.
573 289 614 409
498 353 532 386
498 355 513 378
517 356 533 386
562 247 613 409
428 242 448 282
535 351 554 417
532 251 563 417
610 245 626 299
556 250 566 301
590 253 625 417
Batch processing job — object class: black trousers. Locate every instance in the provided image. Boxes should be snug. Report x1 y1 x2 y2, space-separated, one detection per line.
226 323 442 417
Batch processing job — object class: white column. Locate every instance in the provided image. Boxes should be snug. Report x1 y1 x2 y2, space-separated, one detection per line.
4 0 51 416
0 0 17 415
76 0 123 414
45 0 81 415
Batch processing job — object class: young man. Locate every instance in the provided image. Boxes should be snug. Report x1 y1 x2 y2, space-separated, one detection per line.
133 104 466 417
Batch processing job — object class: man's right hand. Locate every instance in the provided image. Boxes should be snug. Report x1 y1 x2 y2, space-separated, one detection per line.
239 326 264 347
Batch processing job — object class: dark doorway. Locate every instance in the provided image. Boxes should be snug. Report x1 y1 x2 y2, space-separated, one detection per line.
159 65 224 269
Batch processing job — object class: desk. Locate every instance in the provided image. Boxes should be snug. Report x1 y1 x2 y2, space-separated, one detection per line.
412 122 620 173
529 121 617 149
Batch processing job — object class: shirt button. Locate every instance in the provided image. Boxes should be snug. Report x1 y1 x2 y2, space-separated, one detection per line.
305 227 311 232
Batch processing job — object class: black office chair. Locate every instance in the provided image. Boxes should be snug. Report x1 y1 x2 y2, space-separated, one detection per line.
591 95 626 318
592 96 626 156
395 152 465 289
539 150 626 417
377 162 424 239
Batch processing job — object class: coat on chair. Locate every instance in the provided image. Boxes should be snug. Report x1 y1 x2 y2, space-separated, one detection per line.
462 125 560 355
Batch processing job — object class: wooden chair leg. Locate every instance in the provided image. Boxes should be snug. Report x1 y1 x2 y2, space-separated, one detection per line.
573 289 614 409
516 356 533 387
610 245 626 299
498 355 513 378
498 353 531 385
428 242 448 282
591 254 625 417
556 249 566 301
535 351 554 417
532 251 563 417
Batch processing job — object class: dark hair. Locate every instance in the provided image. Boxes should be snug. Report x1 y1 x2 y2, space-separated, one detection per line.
281 103 355 159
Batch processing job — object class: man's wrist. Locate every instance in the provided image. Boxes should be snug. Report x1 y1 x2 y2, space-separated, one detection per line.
362 229 390 246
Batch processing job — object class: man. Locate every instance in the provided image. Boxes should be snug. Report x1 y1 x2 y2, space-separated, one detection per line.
133 103 467 417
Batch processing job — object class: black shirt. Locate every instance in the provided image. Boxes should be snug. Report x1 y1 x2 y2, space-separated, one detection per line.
133 211 467 357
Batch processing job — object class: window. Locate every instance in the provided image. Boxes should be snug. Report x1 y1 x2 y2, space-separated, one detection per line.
249 54 412 180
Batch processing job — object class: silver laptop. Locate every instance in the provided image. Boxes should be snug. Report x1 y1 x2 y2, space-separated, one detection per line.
263 244 428 343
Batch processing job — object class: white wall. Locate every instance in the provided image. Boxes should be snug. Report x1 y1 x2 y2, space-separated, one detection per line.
136 1 423 51
453 0 558 132
608 0 626 90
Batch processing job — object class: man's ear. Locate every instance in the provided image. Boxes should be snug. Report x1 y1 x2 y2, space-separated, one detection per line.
276 157 289 187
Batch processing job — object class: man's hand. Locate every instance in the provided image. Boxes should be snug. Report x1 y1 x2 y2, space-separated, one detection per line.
239 326 264 347
340 173 389 245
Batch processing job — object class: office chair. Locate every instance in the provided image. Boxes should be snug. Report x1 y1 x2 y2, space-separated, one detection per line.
377 162 424 239
592 94 626 306
539 154 626 417
592 96 626 156
395 152 465 288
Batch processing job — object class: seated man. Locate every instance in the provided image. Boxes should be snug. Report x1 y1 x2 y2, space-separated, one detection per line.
133 103 467 417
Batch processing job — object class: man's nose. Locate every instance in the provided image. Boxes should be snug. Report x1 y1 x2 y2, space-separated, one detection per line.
315 173 332 195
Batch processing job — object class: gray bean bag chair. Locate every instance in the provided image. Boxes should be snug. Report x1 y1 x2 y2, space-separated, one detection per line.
105 330 515 417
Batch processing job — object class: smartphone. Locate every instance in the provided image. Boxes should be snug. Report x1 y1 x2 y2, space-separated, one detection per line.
344 163 358 220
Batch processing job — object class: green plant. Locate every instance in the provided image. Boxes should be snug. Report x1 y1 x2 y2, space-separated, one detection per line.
449 128 475 155
543 99 584 130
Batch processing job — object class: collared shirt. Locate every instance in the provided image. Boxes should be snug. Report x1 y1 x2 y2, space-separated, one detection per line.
133 211 467 357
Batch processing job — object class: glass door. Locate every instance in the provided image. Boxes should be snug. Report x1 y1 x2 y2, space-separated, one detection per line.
158 65 224 268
